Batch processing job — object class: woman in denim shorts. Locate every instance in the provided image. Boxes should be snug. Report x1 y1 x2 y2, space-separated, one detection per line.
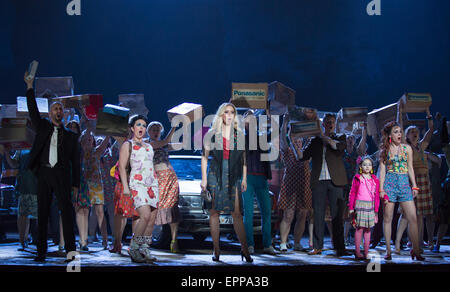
378 118 424 261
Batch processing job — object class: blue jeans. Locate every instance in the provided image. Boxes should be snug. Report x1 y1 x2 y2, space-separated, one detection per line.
242 175 272 248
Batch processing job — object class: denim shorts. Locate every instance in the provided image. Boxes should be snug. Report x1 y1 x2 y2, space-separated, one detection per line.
383 172 414 203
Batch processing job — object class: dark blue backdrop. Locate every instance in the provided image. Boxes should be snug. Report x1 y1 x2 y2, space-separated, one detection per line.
1 0 449 126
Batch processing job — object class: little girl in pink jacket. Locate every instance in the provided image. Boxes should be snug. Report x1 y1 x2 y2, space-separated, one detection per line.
348 156 380 260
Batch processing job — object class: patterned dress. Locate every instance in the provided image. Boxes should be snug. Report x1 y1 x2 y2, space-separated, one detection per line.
73 150 91 208
82 148 104 205
153 146 180 225
411 145 433 216
277 145 312 211
100 145 120 204
114 181 139 218
129 141 159 209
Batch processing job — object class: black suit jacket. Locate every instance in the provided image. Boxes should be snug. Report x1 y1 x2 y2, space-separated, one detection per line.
26 88 80 188
301 134 348 189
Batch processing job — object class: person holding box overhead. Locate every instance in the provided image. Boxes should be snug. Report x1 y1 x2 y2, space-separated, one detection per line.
146 121 181 253
23 70 80 262
290 113 349 257
399 103 435 250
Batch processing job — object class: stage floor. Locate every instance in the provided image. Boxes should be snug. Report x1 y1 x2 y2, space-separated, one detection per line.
1 234 449 272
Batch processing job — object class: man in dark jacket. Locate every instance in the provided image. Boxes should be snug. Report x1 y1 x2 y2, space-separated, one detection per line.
293 113 349 256
24 72 80 262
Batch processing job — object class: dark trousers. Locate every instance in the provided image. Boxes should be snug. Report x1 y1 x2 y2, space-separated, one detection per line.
37 166 76 256
312 180 345 251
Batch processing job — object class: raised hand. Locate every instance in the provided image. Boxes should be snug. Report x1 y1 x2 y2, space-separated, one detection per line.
24 71 34 89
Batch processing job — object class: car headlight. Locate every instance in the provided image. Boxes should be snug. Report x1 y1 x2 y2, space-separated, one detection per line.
178 195 202 209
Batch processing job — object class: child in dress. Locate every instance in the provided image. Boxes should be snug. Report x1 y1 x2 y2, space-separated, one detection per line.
348 156 381 260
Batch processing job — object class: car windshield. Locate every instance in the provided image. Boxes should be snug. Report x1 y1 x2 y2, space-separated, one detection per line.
170 158 202 180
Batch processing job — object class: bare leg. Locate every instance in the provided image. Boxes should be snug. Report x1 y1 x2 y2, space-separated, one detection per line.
170 223 179 241
134 206 151 236
94 204 107 243
383 202 395 256
279 209 295 245
395 214 408 252
132 218 139 234
76 207 89 246
101 214 108 247
231 191 249 256
293 209 308 246
17 215 29 246
209 209 220 257
112 214 127 247
143 208 158 236
308 210 314 248
400 201 421 254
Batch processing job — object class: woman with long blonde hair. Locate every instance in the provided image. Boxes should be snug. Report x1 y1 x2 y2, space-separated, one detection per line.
201 103 253 262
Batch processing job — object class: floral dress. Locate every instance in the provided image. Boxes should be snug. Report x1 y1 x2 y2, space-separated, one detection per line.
129 140 159 209
82 148 105 205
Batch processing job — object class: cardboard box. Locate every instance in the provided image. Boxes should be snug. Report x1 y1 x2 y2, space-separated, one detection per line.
35 76 74 98
290 120 321 138
95 111 129 137
268 81 295 104
0 123 35 150
26 60 39 81
118 94 149 117
84 94 103 120
167 102 203 124
103 104 130 118
400 93 432 113
1 118 32 128
0 104 17 119
288 106 318 122
231 83 268 109
367 103 398 137
337 107 368 123
269 99 288 115
337 121 365 136
16 96 49 117
53 94 90 108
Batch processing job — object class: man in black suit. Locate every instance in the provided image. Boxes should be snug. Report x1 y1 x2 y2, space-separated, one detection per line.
291 113 349 257
24 72 80 262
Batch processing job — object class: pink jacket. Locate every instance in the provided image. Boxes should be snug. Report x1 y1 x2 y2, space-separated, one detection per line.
348 174 380 213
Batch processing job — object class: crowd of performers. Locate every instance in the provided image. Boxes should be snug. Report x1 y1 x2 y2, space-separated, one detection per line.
0 72 449 264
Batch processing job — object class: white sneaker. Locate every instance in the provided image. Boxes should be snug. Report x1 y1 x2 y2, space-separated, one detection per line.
248 246 255 254
263 246 277 255
280 243 288 252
